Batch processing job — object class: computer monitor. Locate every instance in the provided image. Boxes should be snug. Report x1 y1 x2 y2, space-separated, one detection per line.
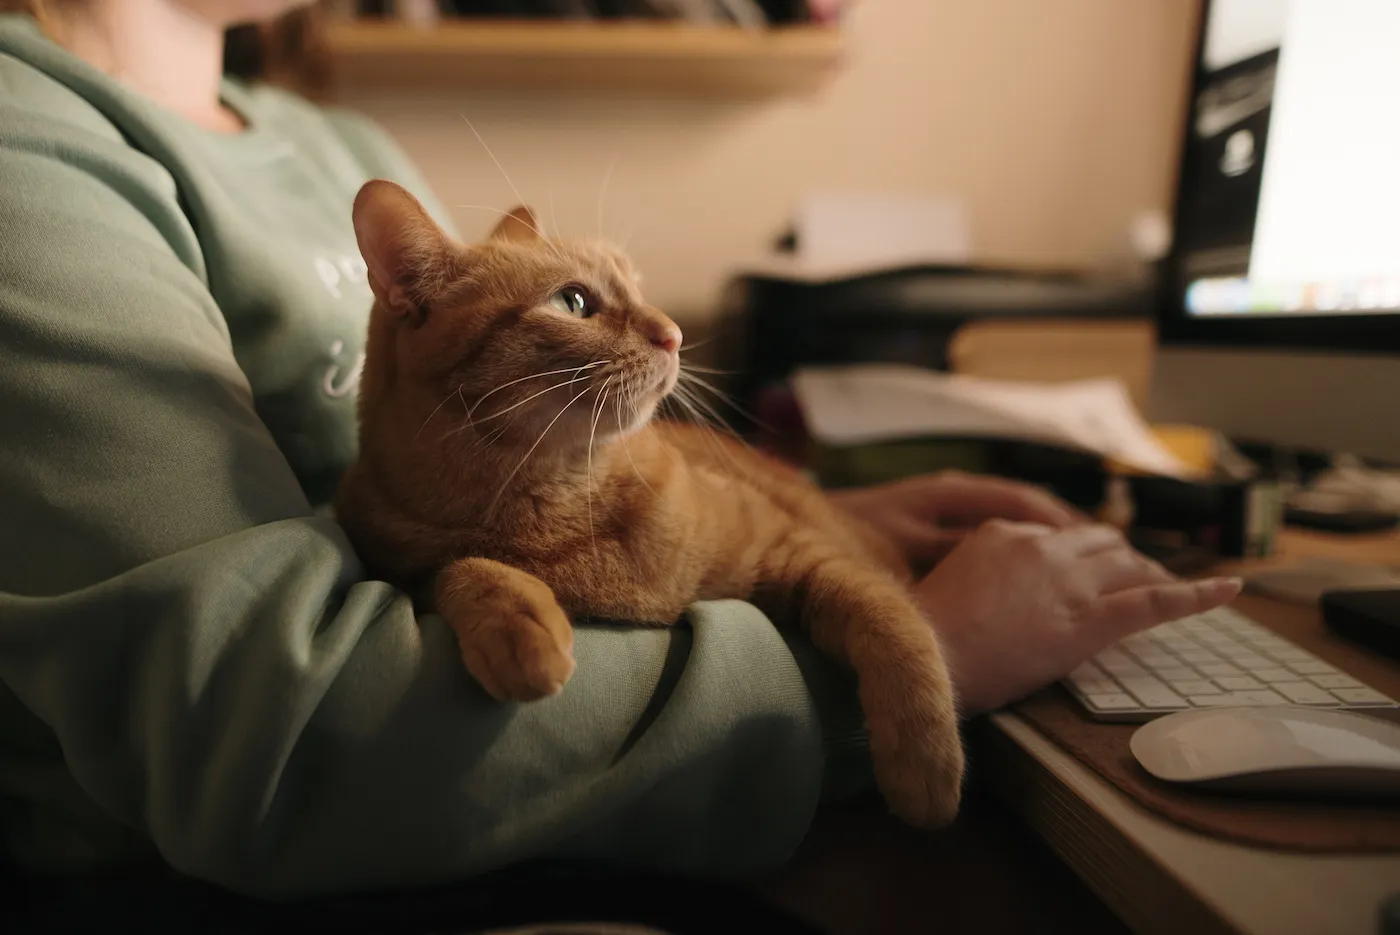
1149 0 1400 464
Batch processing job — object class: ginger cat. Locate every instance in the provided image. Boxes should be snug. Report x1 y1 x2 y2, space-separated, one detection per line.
334 180 964 828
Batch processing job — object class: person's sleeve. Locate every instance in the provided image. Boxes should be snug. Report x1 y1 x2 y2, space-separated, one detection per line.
0 105 868 897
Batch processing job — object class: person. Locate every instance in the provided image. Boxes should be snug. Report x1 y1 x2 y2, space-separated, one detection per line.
0 0 1241 901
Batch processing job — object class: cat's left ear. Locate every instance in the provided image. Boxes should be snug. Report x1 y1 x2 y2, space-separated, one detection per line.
352 179 452 324
489 206 543 243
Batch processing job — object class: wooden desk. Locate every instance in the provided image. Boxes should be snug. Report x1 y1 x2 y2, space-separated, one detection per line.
974 528 1400 935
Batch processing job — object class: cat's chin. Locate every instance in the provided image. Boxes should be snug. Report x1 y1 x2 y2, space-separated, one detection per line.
616 399 660 438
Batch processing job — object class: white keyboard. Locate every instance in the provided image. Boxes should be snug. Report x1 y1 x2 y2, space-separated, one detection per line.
1064 606 1399 722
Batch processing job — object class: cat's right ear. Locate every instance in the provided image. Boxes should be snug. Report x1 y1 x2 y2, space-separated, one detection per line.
352 179 450 324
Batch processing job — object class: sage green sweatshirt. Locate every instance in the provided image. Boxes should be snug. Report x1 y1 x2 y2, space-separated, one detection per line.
0 16 869 898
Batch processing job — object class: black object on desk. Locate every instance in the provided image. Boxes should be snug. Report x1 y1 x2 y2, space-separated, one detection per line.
1381 890 1400 935
1286 507 1400 534
1322 589 1400 663
727 264 1152 431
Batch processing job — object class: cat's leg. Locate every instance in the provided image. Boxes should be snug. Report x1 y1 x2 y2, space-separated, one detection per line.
759 534 964 828
435 557 576 702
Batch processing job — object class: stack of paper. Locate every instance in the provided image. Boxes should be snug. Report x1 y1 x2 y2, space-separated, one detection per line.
790 364 1196 479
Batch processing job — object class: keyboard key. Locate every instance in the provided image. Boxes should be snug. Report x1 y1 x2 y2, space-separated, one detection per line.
1188 695 1242 707
1274 682 1341 705
1310 674 1362 690
1153 666 1199 682
1169 680 1221 696
1286 660 1337 675
1069 609 1396 720
1158 639 1201 653
1224 690 1288 706
1070 662 1108 682
1331 688 1395 706
1249 668 1298 683
1086 693 1139 711
1216 676 1265 691
1119 677 1189 709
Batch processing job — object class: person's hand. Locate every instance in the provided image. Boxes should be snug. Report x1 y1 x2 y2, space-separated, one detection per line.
829 471 1090 569
914 520 1242 715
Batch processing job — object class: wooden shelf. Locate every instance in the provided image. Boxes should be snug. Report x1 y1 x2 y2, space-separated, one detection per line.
323 20 844 97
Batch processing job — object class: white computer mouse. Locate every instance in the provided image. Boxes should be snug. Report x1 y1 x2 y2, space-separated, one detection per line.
1130 706 1400 799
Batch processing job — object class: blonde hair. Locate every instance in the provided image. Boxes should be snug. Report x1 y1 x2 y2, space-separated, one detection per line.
0 0 330 98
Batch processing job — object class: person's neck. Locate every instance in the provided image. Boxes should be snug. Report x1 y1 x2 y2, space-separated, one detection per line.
44 0 243 133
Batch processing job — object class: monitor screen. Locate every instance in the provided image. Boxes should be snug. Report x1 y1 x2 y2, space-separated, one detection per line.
1175 0 1400 319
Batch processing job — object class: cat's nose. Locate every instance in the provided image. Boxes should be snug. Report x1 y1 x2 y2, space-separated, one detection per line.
645 319 682 354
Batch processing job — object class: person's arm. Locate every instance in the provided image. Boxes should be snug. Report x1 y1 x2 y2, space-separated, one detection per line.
0 104 863 898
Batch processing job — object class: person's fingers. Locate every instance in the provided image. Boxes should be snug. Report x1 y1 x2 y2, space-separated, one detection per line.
1085 577 1244 643
1082 546 1175 593
898 525 966 566
913 473 1083 528
1045 523 1126 556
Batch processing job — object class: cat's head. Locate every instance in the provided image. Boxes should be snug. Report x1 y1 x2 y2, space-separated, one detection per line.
351 179 681 459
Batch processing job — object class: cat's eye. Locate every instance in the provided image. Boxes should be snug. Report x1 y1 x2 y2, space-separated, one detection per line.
547 287 591 318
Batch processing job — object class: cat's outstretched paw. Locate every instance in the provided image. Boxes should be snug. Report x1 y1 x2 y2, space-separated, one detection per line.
865 678 965 828
437 559 576 702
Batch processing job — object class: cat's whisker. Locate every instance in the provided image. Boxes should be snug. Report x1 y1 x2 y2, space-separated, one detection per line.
453 110 562 261
467 363 610 425
454 203 554 242
616 388 660 499
676 370 773 435
587 375 614 554
678 362 734 376
678 337 716 354
597 149 621 242
547 184 563 242
464 420 511 455
671 384 750 479
488 382 595 516
667 393 734 488
469 372 594 428
672 379 740 439
467 361 609 419
458 114 536 229
415 382 468 441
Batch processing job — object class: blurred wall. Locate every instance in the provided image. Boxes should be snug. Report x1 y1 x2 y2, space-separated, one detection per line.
342 0 1199 324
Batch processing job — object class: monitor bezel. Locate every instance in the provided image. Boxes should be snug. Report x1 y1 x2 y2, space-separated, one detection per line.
1157 0 1400 354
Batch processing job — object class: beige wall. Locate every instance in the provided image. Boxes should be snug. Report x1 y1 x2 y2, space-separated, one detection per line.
344 0 1199 324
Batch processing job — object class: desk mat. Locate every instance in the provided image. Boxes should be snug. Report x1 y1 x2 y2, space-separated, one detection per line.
1012 593 1400 853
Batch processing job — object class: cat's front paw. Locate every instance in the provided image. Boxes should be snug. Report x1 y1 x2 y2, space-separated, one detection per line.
441 565 576 702
864 675 965 828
